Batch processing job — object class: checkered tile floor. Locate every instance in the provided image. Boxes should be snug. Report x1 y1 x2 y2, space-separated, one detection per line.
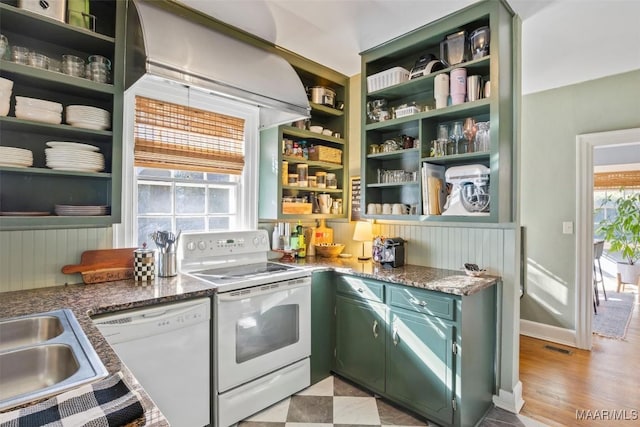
238 375 538 427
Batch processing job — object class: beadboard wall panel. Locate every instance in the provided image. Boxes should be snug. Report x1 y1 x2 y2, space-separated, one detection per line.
0 228 113 292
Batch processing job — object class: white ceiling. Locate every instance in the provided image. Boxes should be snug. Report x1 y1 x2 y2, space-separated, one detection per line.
178 0 640 94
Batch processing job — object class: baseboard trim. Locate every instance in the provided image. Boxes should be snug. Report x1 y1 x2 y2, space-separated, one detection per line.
520 319 577 347
492 381 525 413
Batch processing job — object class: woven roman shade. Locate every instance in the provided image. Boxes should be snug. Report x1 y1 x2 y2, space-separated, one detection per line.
594 171 640 190
134 96 245 174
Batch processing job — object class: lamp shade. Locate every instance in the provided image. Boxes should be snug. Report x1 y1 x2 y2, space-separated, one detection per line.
353 221 373 242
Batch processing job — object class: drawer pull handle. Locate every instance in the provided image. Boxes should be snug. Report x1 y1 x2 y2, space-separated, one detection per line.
393 326 399 346
357 287 364 293
372 320 379 338
410 297 427 307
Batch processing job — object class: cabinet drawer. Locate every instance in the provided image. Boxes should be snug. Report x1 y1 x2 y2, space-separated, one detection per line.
336 276 384 302
386 286 455 320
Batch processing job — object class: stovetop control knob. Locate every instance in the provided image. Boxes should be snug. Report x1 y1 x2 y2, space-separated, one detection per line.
261 235 268 245
253 236 260 246
186 241 196 251
198 240 207 251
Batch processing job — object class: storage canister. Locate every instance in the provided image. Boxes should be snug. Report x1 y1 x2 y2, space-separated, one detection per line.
316 171 327 188
134 244 155 282
282 161 289 186
326 173 337 189
297 164 309 187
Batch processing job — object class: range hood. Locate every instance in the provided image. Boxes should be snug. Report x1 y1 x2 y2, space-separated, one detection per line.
126 0 310 128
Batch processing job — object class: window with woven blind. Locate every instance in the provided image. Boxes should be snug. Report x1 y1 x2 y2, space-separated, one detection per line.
134 96 246 174
594 171 640 190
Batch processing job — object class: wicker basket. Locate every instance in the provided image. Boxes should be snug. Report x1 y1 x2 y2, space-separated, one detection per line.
367 67 410 93
282 202 312 214
308 146 342 164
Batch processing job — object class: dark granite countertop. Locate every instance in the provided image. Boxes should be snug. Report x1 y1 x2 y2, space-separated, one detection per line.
0 258 497 424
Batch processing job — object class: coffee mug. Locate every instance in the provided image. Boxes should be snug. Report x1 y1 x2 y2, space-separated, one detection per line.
392 203 408 215
382 203 392 215
375 204 382 214
367 203 377 215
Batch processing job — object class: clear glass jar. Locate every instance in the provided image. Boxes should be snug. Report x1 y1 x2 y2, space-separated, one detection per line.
326 173 337 189
316 171 327 188
297 164 308 187
287 173 298 186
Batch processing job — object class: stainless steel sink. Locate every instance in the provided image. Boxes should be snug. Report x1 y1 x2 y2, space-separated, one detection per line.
0 315 64 352
0 309 108 411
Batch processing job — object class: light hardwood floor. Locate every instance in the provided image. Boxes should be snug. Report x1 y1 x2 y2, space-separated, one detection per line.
519 286 640 426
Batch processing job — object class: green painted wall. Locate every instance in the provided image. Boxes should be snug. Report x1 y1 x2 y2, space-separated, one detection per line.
520 70 640 328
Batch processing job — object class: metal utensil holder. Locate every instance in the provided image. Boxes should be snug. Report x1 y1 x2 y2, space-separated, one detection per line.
158 251 177 277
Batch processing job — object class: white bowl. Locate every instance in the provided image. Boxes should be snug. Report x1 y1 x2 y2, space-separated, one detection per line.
309 125 323 134
15 106 62 124
0 77 13 91
15 96 63 113
322 128 333 136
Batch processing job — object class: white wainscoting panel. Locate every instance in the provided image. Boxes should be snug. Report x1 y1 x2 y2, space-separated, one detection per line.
0 228 113 292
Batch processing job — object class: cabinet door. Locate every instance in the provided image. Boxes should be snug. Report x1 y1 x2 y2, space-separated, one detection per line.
311 271 335 385
334 295 385 393
387 308 454 425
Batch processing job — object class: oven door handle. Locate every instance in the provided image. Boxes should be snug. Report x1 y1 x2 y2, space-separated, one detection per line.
216 280 310 302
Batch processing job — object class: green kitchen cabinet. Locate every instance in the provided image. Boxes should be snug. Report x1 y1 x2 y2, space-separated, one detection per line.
0 0 125 230
258 62 350 220
310 270 335 385
333 274 497 427
386 307 455 426
334 294 386 394
359 0 517 223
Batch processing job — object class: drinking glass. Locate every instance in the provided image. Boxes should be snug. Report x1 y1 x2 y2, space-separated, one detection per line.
449 121 464 155
476 121 490 152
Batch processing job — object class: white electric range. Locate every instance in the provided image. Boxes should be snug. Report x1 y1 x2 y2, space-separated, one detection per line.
180 230 311 427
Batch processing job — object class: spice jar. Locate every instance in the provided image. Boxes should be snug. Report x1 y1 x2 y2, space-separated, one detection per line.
297 164 308 187
326 173 337 189
287 173 298 186
316 171 327 188
308 176 317 187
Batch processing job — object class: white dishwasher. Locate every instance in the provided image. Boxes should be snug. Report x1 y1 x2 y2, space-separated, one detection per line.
94 298 211 427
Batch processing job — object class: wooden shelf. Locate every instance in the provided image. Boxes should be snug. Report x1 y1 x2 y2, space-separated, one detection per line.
282 155 343 170
282 126 345 145
0 166 111 178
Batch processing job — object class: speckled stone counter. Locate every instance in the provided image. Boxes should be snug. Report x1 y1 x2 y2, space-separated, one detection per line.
286 256 499 296
0 258 497 424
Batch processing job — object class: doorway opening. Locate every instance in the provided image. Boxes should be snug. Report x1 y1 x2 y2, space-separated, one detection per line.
575 128 640 349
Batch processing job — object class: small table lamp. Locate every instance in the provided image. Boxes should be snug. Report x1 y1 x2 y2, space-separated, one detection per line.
353 221 373 261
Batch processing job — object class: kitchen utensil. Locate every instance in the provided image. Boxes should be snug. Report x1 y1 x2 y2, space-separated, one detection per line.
315 218 333 244
450 67 467 105
440 30 469 66
434 73 449 109
308 86 336 107
81 267 134 284
470 26 490 59
61 248 136 274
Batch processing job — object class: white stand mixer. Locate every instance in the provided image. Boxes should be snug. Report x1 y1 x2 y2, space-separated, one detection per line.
442 164 490 216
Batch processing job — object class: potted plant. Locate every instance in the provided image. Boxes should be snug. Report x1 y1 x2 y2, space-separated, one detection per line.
596 192 640 285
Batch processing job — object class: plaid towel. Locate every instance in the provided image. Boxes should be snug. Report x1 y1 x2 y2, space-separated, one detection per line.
0 372 144 427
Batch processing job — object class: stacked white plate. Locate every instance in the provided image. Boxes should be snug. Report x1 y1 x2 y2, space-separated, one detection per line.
0 77 13 117
54 204 109 216
0 146 33 168
45 141 105 172
15 96 63 124
65 105 110 130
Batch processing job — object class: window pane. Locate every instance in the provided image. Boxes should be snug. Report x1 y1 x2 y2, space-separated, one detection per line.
175 171 204 181
138 217 172 247
176 185 206 214
138 182 172 214
206 173 234 182
177 217 206 232
209 217 230 230
137 168 171 178
208 188 231 213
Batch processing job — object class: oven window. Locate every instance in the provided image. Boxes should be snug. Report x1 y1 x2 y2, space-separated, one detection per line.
236 304 299 363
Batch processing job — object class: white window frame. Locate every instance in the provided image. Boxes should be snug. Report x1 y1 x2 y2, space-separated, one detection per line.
114 75 260 247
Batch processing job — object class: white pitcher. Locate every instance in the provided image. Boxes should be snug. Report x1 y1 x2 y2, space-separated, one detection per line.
318 193 332 214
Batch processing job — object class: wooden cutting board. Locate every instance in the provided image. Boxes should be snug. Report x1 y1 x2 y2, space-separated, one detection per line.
62 248 136 274
81 268 134 284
